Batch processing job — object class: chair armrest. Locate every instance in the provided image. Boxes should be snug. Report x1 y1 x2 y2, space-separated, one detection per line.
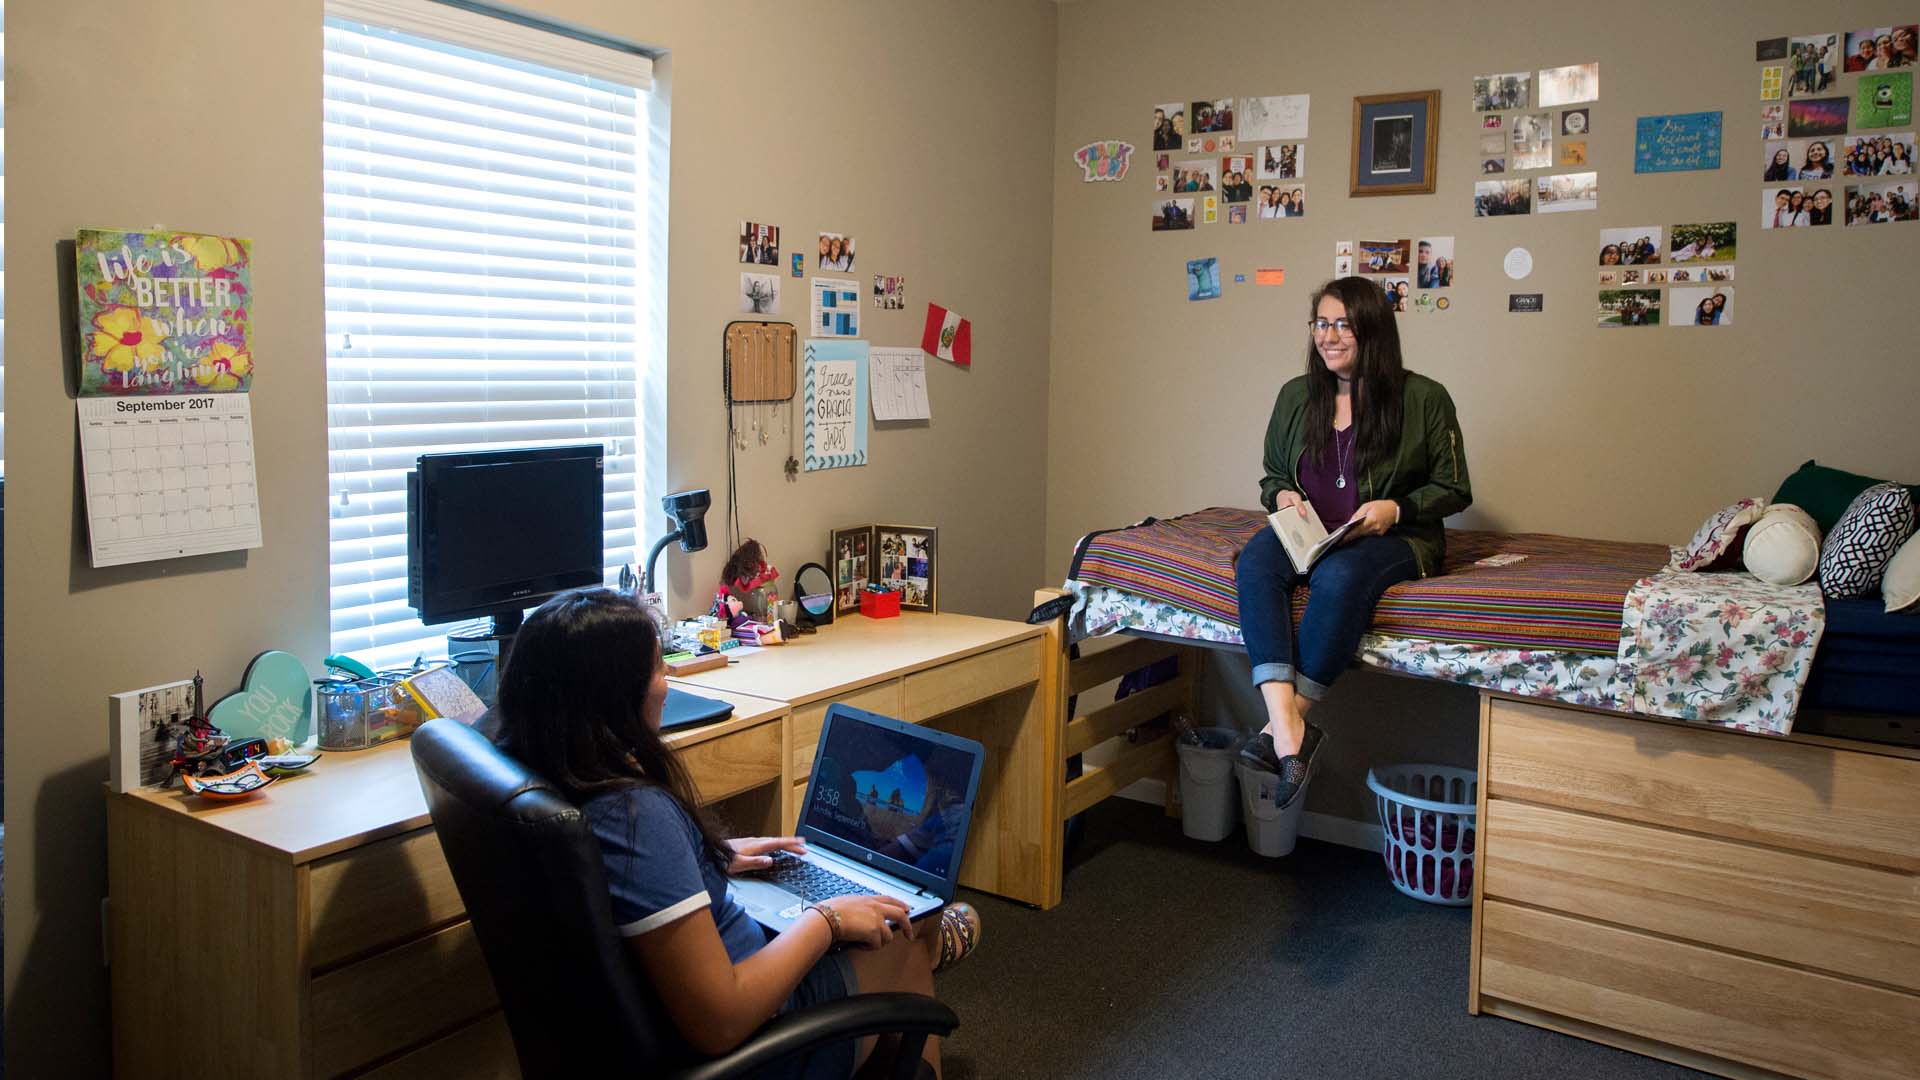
665 992 958 1080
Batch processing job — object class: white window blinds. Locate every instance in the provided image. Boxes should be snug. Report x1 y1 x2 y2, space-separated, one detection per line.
323 6 655 670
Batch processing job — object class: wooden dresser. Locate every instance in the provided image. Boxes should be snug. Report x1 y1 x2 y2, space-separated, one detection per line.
1470 694 1920 1080
106 688 788 1079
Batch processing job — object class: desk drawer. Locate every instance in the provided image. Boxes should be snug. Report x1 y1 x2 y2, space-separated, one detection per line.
1479 900 1920 1080
359 1008 518 1079
902 640 1040 723
793 681 903 775
311 920 499 1077
309 828 466 970
1483 799 1920 992
1485 697 1920 872
681 716 783 803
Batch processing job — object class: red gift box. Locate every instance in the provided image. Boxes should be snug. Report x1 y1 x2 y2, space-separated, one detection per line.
859 590 902 619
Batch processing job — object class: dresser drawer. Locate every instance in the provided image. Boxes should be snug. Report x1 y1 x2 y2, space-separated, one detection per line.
680 716 783 803
311 920 500 1077
359 1008 518 1079
309 827 466 970
902 639 1041 723
1480 901 1920 1080
1483 799 1920 992
1485 697 1920 871
792 681 903 775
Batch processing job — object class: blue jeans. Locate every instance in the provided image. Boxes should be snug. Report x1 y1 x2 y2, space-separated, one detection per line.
1235 529 1419 700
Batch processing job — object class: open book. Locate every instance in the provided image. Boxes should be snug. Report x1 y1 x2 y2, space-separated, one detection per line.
1268 504 1360 574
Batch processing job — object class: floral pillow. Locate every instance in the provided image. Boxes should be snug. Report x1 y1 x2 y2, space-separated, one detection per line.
1818 483 1918 599
1675 498 1767 572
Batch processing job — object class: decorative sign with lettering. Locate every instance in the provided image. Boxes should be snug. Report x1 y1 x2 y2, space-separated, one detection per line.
76 228 254 396
1634 112 1723 174
208 650 314 745
803 339 869 471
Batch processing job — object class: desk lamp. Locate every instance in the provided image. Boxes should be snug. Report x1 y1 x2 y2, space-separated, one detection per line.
643 489 712 593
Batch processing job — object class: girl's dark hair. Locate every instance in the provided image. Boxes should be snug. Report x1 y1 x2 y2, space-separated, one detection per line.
1304 276 1406 477
721 540 767 587
497 587 732 870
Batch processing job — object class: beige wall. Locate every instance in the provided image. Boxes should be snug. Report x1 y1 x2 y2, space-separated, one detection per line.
3 2 1057 1072
1047 0 1920 820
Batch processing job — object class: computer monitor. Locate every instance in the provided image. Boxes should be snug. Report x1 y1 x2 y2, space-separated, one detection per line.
407 444 605 635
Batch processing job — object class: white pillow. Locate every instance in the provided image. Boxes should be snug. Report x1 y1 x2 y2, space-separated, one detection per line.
1742 504 1821 585
1886 533 1920 613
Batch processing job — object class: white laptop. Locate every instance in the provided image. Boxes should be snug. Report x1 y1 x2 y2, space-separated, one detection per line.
729 704 985 933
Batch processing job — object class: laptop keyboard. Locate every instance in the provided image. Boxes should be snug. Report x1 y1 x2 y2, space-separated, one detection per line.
756 851 880 903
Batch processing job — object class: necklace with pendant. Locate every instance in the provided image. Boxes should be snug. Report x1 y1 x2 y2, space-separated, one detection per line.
1334 425 1351 489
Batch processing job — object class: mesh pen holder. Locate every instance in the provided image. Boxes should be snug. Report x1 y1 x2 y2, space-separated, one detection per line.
1366 763 1477 906
315 662 449 751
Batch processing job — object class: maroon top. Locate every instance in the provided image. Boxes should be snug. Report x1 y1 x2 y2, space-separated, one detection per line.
1295 424 1358 533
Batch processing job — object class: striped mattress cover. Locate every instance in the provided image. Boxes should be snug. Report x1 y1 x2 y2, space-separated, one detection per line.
1067 507 1671 655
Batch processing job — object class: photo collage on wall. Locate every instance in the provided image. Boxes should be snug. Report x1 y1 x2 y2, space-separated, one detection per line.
1333 236 1456 313
1756 27 1917 228
1470 63 1600 218
1153 94 1310 230
1594 221 1737 328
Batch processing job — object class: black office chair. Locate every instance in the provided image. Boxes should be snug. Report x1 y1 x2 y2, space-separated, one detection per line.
411 718 958 1079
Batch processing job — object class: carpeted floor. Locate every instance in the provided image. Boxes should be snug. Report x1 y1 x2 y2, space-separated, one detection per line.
934 798 1704 1080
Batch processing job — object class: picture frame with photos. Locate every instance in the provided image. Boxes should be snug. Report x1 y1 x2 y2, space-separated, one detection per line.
829 524 874 615
1351 90 1441 196
830 524 939 613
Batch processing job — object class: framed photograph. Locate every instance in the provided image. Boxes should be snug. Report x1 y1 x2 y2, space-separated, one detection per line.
873 524 937 612
1350 90 1440 196
830 525 874 615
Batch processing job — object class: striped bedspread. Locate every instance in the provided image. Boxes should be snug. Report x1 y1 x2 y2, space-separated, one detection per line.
1069 508 1671 655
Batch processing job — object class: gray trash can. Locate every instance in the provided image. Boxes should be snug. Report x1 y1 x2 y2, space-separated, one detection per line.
1235 761 1311 857
1175 727 1242 841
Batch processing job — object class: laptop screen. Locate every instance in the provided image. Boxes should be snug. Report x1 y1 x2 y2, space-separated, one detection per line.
801 709 980 884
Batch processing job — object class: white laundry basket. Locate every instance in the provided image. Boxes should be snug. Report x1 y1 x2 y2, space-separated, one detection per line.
1365 764 1477 906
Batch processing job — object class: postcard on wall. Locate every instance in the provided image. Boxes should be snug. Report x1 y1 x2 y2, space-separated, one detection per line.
1788 97 1850 137
1842 132 1915 176
817 232 857 272
1559 141 1587 167
873 274 906 310
1536 172 1597 213
1152 197 1195 231
1761 65 1784 102
78 393 263 567
809 277 861 338
1761 104 1786 140
1171 160 1217 193
921 302 972 367
1474 178 1531 216
1597 289 1661 328
1415 237 1454 287
1844 26 1919 72
1228 204 1248 224
1845 180 1920 224
1537 63 1599 107
1239 94 1308 141
77 228 254 397
1153 103 1185 150
741 271 780 315
1187 257 1221 301
1202 195 1218 224
1220 156 1253 201
1787 35 1840 97
1855 73 1913 129
1472 72 1531 112
1358 239 1410 273
1334 255 1354 276
1756 37 1789 62
1191 97 1234 134
1668 222 1736 263
1255 143 1304 180
1635 111 1723 173
1510 113 1552 170
739 221 780 266
803 339 869 471
868 347 930 422
1598 226 1664 265
1671 286 1734 327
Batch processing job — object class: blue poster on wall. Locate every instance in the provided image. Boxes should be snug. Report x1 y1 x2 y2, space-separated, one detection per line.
803 339 869 471
1634 111 1723 173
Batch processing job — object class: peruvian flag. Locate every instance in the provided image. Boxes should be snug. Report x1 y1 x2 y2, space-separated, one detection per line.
920 302 972 367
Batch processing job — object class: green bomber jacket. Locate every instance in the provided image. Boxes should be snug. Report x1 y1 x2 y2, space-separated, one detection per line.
1257 371 1472 577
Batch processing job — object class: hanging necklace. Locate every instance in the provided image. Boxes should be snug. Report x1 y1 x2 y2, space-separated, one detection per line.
1334 425 1352 489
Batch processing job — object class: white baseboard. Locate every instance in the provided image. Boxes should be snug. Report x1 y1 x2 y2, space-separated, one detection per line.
1110 778 1381 853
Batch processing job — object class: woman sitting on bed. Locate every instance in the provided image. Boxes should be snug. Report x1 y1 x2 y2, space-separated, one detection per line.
1236 277 1473 803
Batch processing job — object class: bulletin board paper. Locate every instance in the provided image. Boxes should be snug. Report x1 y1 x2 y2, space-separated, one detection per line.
804 339 869 470
869 348 931 421
78 395 263 567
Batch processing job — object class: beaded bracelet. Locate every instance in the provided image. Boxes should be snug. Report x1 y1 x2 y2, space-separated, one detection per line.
807 901 842 943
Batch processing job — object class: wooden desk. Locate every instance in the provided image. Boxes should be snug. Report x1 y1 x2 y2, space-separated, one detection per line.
670 611 1062 909
105 686 787 1079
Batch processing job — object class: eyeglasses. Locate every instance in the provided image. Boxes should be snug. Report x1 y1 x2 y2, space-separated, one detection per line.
1308 318 1356 336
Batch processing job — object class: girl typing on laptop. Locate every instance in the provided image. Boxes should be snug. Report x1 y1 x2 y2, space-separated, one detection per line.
495 588 979 1079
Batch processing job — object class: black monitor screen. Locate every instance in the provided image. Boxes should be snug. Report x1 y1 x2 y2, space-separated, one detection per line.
412 445 604 624
802 717 978 882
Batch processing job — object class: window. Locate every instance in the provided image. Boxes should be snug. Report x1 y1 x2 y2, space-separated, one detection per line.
323 1 660 670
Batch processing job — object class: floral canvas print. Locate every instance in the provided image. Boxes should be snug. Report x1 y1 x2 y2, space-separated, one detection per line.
77 228 254 395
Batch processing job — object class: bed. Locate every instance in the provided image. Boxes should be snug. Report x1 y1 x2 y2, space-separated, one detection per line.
1031 508 1920 1080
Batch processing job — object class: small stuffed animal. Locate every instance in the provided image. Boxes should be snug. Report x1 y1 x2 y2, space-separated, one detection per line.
715 539 780 624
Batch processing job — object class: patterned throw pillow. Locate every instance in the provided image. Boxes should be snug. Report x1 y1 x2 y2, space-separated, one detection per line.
1743 504 1822 585
1818 483 1918 599
1675 498 1767 571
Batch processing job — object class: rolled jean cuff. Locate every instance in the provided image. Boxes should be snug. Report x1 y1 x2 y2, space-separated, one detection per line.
1251 662 1295 688
1296 672 1332 702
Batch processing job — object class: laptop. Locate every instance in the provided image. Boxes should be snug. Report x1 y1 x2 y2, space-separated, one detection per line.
730 704 985 933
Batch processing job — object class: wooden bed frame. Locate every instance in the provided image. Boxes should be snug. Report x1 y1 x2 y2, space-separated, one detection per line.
1031 588 1920 1080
